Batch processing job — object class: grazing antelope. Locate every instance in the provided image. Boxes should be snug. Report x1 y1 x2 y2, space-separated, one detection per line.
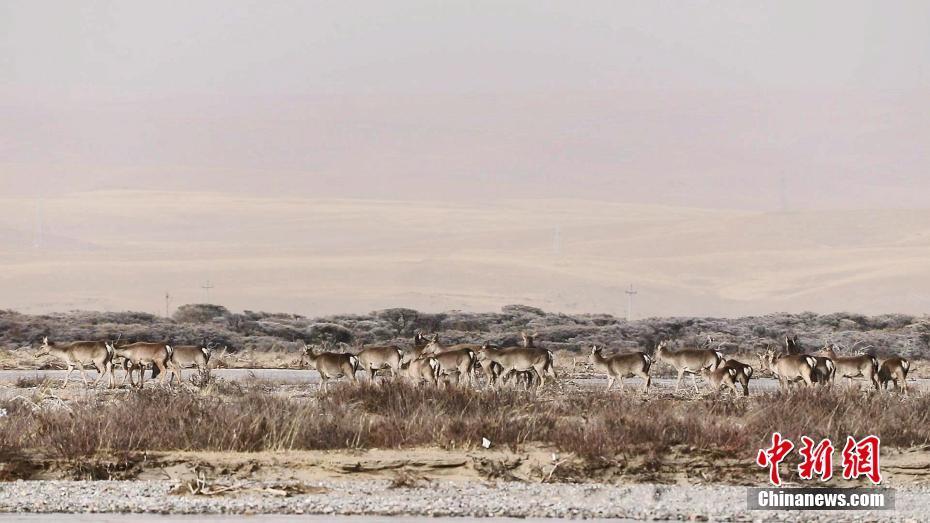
400 355 441 386
109 342 172 388
820 345 879 390
700 365 740 395
588 345 652 392
476 341 556 389
878 357 910 395
301 345 359 392
420 336 479 386
167 344 212 384
654 340 723 393
759 349 815 390
34 337 115 388
721 359 753 396
357 344 405 381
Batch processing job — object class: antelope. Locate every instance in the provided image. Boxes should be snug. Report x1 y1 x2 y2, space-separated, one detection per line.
476 341 556 389
820 345 879 390
34 337 115 388
420 336 479 386
588 345 652 392
700 365 740 395
810 356 836 386
357 344 405 381
167 343 212 384
400 355 441 386
301 345 359 392
759 348 815 390
654 340 723 392
721 359 753 396
878 357 910 395
109 342 172 388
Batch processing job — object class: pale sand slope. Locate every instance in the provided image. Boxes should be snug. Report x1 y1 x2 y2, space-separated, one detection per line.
1 191 929 317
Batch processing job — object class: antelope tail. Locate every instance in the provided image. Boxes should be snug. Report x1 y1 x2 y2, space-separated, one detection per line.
349 355 360 372
902 359 910 372
166 345 174 358
805 356 816 369
744 366 753 379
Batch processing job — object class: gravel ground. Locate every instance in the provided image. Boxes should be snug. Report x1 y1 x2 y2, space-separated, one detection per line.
0 479 923 522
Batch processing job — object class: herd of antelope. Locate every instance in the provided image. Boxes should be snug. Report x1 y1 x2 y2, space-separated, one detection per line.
31 332 912 396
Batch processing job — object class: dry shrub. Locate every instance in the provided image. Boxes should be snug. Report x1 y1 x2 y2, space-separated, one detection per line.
0 383 927 466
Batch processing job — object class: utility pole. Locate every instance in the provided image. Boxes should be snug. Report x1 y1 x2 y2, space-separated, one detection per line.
201 280 214 303
625 284 637 321
164 292 172 318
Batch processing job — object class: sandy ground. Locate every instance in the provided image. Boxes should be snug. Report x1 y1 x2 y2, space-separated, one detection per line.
4 191 930 317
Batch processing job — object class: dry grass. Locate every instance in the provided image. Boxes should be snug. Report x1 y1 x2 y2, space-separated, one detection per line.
1 382 927 468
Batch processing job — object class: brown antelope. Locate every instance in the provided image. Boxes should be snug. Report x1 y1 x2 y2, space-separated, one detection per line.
786 336 834 386
109 341 172 388
820 345 879 390
35 337 115 388
759 348 816 390
588 345 652 392
654 340 723 392
721 359 753 396
301 345 359 392
400 355 441 386
476 341 555 389
878 357 910 395
419 336 479 386
700 365 740 395
810 356 836 386
357 344 405 381
166 344 212 384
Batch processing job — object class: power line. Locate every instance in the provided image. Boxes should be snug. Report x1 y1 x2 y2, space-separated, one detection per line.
625 284 638 321
201 280 214 303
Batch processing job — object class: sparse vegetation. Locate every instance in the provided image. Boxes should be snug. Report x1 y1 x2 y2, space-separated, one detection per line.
3 306 929 367
1 382 927 467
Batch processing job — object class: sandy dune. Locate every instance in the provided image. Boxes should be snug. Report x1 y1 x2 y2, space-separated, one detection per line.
1 191 929 317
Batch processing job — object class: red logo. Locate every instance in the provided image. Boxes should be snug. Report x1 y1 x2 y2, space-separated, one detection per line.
841 435 882 485
756 432 795 486
797 436 834 481
758 434 881 486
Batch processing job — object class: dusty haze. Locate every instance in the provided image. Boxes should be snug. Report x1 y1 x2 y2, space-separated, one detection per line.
2 1 929 316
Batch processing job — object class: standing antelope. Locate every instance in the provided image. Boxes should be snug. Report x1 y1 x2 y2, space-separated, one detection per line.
785 336 834 386
588 345 652 392
820 345 879 390
301 345 359 392
34 337 115 388
721 359 753 396
759 348 815 390
420 336 479 386
109 342 172 388
878 357 910 395
167 344 212 384
700 365 740 395
654 340 723 393
810 356 836 386
400 355 441 386
357 344 405 381
476 341 555 390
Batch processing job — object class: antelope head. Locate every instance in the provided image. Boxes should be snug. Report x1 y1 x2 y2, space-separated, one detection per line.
300 344 318 367
655 340 669 357
521 331 537 347
34 336 52 358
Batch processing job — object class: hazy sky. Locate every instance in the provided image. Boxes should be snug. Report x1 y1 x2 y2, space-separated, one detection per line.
3 1 930 207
